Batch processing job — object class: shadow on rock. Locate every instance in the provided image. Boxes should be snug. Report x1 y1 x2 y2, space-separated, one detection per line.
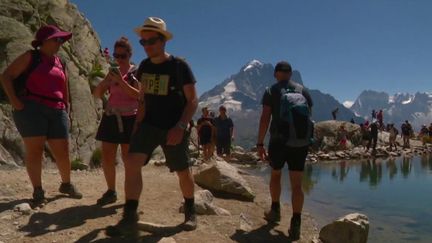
20 204 122 237
230 222 292 243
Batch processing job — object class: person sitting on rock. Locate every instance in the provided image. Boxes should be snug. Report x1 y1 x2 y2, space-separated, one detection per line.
93 37 140 206
338 124 348 150
360 123 371 150
0 25 82 205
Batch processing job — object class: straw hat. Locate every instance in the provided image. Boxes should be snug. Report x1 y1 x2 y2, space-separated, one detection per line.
134 17 173 40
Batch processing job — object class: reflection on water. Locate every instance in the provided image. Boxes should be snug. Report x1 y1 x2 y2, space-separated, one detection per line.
252 154 432 243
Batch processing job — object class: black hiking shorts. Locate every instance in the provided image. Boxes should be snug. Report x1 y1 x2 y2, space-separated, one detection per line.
268 137 309 171
129 122 191 172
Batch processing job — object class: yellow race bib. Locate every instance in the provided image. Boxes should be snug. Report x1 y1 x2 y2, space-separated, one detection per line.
141 73 170 96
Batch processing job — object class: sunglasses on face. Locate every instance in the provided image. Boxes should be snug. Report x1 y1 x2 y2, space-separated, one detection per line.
54 37 65 43
139 36 161 46
113 53 129 59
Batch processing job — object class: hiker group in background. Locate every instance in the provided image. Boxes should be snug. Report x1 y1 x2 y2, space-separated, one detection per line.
197 105 234 161
343 107 432 153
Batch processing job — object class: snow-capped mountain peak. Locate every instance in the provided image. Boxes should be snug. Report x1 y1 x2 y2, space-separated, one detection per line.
243 59 264 72
343 101 354 108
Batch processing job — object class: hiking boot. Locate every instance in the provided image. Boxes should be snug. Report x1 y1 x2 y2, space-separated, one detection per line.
264 209 281 223
59 183 83 199
31 187 47 206
97 190 117 206
182 207 197 231
106 211 139 237
288 217 301 241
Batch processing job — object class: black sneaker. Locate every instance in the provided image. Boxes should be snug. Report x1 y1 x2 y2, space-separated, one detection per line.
59 183 83 199
264 209 281 223
288 217 301 241
97 190 117 206
31 187 47 206
106 211 139 237
182 207 197 231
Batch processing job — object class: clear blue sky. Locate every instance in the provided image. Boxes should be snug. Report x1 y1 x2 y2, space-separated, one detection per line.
71 0 432 102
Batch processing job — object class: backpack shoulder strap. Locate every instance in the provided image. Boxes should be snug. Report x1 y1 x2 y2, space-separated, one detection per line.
26 50 42 76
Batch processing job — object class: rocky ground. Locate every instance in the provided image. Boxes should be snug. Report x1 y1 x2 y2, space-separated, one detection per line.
0 163 319 243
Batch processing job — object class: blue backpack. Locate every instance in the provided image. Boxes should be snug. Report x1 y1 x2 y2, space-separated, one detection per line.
278 83 314 147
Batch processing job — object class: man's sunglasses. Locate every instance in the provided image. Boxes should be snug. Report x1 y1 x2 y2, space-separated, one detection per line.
113 53 129 59
139 36 161 46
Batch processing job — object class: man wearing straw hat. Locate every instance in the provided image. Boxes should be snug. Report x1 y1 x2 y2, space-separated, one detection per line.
107 17 198 235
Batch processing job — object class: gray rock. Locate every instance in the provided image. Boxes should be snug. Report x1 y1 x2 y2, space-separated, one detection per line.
0 0 107 165
179 190 231 216
239 213 253 232
319 213 369 243
194 160 255 201
158 237 176 243
14 203 32 215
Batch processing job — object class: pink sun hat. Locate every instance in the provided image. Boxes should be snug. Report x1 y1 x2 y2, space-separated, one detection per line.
31 25 72 48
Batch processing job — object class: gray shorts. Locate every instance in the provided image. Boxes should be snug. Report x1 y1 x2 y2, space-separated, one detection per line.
12 99 69 139
129 122 191 172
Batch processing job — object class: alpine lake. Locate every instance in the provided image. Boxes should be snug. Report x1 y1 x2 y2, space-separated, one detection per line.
251 155 432 243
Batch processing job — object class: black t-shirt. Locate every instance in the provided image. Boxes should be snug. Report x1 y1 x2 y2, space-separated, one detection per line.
214 116 234 140
136 56 196 129
197 117 214 139
261 80 313 137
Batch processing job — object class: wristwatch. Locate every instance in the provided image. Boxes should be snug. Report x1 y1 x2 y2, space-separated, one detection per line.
177 121 188 130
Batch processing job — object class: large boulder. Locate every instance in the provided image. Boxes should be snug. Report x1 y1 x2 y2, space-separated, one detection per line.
315 121 361 141
193 160 255 201
0 0 107 164
319 213 369 243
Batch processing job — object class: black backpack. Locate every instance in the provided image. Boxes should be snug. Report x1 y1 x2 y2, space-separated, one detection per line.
13 50 67 103
270 81 314 147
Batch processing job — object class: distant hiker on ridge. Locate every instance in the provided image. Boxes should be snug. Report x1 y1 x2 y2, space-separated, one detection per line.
331 107 338 120
257 61 314 240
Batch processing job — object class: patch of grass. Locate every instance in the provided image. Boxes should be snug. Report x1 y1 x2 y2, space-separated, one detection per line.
90 148 102 168
71 158 88 171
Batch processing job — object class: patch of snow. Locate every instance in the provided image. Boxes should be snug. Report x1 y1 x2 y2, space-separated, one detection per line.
243 59 263 72
223 80 237 94
343 101 354 108
402 97 412 105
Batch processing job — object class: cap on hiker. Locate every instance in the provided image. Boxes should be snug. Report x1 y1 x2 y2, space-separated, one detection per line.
31 25 72 48
274 61 292 73
134 17 173 40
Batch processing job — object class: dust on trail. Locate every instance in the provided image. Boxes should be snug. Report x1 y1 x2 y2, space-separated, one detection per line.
0 166 318 242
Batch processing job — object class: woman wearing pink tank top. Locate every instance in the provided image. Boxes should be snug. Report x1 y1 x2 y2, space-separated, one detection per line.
0 25 82 205
93 37 140 205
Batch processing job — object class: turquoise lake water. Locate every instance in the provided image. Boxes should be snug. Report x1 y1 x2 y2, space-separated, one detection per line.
252 155 432 243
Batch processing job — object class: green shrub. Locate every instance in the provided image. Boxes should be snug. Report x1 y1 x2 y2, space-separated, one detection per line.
90 148 102 168
71 158 88 170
